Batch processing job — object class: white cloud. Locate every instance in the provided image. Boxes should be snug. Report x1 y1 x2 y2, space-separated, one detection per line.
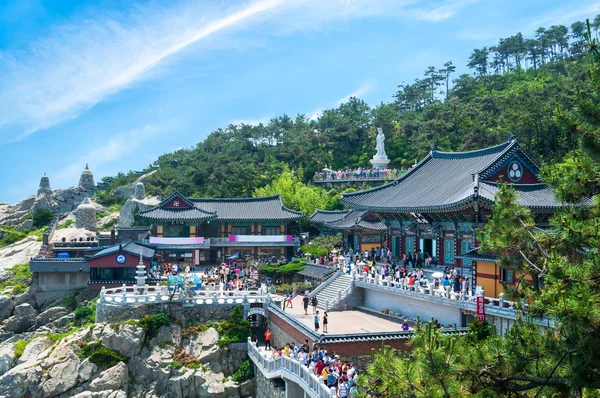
309 81 375 120
230 117 271 126
53 124 165 188
0 0 479 140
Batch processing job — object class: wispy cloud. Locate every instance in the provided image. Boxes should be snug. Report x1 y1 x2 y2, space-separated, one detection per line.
230 117 271 126
0 0 478 140
410 0 480 23
309 81 375 120
53 124 165 188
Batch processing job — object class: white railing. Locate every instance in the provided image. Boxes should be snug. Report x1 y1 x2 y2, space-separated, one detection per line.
247 338 335 398
99 284 268 306
324 283 353 311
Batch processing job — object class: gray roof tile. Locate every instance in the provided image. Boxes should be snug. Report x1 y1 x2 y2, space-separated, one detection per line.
91 241 155 260
192 195 304 221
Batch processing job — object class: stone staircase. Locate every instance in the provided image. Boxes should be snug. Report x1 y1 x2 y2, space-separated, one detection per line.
313 274 353 311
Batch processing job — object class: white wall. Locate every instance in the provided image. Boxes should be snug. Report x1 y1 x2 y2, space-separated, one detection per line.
362 288 462 327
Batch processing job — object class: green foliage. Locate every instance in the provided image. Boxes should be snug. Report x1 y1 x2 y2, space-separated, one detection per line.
231 360 254 383
302 234 342 256
0 263 32 294
254 168 340 214
271 282 313 295
77 342 128 369
62 294 78 311
74 305 95 324
0 229 26 249
32 209 54 228
138 312 170 339
12 340 30 361
57 219 74 230
259 258 305 283
216 306 251 347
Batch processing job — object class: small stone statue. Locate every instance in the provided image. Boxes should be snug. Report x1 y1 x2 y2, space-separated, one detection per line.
375 127 387 159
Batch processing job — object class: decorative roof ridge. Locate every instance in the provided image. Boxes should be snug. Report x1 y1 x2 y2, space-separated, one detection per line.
191 194 282 203
431 140 512 159
141 190 212 214
310 209 351 215
342 153 434 201
477 142 541 179
480 181 549 190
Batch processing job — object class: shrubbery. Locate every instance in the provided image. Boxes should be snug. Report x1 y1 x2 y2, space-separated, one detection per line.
32 209 54 228
216 306 251 347
0 230 26 249
77 342 128 369
74 305 95 324
231 360 254 382
138 312 170 339
12 340 30 361
0 263 33 294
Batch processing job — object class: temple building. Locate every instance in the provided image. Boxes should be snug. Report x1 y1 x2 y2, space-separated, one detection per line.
336 136 566 294
137 192 304 268
308 209 386 253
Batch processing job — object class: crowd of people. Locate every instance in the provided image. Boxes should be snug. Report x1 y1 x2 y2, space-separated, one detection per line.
255 336 359 398
314 167 401 181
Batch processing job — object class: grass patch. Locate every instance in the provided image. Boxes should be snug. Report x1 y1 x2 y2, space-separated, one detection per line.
0 229 26 249
0 263 32 294
13 340 31 361
56 219 74 230
45 325 85 343
77 341 128 369
231 360 254 383
74 305 95 324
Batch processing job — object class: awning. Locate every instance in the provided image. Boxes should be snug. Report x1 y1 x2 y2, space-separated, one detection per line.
296 264 336 280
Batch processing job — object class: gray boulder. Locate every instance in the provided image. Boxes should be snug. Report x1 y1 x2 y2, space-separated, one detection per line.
101 324 145 357
155 324 181 346
35 306 69 328
0 296 14 322
89 362 128 392
16 337 53 364
3 303 37 333
0 343 15 376
14 219 33 232
118 199 135 228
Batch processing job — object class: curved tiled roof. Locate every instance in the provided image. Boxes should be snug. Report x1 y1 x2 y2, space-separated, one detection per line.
309 209 386 231
90 240 155 260
138 207 216 221
308 210 351 224
340 140 566 213
191 195 304 221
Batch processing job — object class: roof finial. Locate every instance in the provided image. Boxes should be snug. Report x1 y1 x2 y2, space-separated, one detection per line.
85 163 89 170
508 133 516 142
43 172 46 176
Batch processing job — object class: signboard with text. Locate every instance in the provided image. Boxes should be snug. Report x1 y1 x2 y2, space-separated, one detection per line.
476 296 485 322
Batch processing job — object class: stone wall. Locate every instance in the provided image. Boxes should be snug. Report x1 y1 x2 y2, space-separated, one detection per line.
254 365 286 398
96 301 245 324
37 272 89 292
268 312 313 349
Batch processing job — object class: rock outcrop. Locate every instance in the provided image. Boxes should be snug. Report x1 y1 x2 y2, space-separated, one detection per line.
0 236 41 269
118 182 160 227
3 303 37 333
75 197 97 231
0 322 254 398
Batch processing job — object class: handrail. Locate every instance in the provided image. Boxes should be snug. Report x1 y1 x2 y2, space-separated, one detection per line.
309 268 341 298
99 284 267 306
268 303 321 341
355 273 553 326
247 338 335 398
325 282 353 311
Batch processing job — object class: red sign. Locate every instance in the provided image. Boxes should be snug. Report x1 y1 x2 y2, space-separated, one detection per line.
476 296 485 322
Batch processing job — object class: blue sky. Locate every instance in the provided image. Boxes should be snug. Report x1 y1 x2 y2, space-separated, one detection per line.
0 0 598 204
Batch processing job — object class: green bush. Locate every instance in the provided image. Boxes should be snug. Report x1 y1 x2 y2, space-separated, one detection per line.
11 284 27 295
231 360 254 383
139 312 170 339
74 305 95 324
62 294 78 311
32 209 54 228
0 230 26 248
77 342 128 369
217 306 251 347
13 340 30 361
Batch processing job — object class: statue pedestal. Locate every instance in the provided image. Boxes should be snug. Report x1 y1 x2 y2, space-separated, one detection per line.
370 157 390 170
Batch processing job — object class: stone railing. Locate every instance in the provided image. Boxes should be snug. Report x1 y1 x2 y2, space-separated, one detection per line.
247 338 335 398
324 282 353 312
354 273 555 326
99 284 268 306
313 169 402 182
308 268 341 299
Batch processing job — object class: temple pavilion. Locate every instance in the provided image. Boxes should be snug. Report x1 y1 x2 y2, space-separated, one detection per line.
331 136 566 292
137 192 304 267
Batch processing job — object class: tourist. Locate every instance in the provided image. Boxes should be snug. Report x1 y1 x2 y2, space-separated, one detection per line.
311 295 318 314
264 328 272 350
252 334 259 347
402 319 409 331
323 311 329 333
286 292 294 308
338 378 349 398
314 310 320 332
303 294 310 315
453 276 461 294
315 357 326 377
322 366 329 385
434 319 442 329
327 367 337 388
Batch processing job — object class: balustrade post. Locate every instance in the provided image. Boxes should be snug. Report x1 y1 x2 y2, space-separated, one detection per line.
498 293 504 308
100 286 106 302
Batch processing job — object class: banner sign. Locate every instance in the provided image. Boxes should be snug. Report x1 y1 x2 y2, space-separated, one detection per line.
476 296 485 322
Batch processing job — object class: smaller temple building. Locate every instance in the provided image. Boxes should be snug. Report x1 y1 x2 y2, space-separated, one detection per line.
137 192 304 268
308 209 386 253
